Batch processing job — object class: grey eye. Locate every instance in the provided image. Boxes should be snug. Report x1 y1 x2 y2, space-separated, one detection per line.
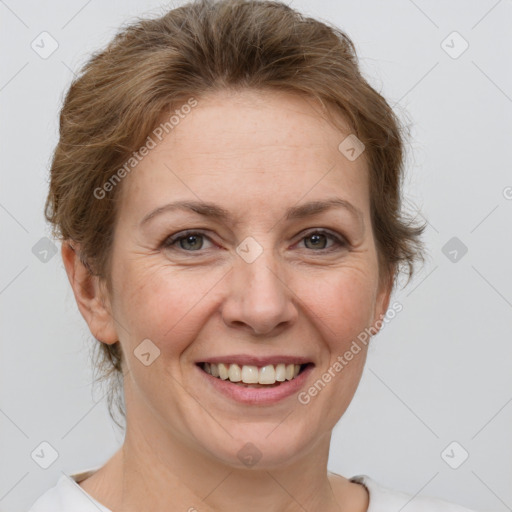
178 234 205 251
304 233 329 250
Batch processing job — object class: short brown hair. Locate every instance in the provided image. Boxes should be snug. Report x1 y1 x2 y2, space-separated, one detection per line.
45 0 426 426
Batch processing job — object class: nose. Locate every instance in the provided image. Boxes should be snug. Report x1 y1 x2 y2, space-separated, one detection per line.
221 249 299 336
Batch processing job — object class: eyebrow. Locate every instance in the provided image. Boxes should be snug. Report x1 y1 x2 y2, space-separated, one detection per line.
140 197 363 226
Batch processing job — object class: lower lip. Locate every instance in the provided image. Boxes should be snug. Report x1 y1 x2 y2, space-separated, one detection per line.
195 364 314 405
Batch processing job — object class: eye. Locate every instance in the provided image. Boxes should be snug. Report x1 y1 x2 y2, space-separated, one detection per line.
162 231 214 252
297 230 346 251
161 228 347 254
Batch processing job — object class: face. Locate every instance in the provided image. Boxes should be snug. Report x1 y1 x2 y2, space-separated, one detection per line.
91 89 392 468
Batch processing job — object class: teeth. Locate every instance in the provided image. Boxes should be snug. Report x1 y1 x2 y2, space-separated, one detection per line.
203 362 304 385
275 363 286 382
218 363 229 380
258 365 275 384
241 365 259 383
228 364 242 382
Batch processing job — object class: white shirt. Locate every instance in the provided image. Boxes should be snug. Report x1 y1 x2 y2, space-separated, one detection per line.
28 468 479 512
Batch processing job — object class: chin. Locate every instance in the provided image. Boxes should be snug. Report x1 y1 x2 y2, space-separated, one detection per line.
191 421 318 470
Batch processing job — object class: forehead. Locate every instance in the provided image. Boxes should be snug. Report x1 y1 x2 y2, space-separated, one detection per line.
119 89 369 221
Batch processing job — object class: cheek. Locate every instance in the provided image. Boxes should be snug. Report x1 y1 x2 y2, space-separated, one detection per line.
297 269 377 348
112 261 223 356
293 272 374 427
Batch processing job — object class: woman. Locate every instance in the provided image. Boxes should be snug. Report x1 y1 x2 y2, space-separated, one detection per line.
29 0 479 510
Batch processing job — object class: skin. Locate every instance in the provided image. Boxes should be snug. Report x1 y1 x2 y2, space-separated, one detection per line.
62 88 394 512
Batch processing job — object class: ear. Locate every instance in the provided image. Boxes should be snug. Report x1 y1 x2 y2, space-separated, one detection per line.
371 264 395 334
61 241 118 344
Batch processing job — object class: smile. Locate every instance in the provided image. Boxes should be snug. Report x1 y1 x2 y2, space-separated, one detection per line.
199 362 310 387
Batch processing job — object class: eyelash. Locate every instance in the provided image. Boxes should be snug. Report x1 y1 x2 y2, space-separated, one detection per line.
160 229 347 253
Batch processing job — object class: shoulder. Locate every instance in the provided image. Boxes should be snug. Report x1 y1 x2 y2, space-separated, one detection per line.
350 475 480 512
28 471 111 512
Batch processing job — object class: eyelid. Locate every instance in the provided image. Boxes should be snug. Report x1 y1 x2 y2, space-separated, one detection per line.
161 229 216 250
293 228 347 250
161 228 347 253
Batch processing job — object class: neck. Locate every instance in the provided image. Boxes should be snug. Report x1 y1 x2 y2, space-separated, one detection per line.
80 387 368 512
116 423 341 512
84 425 367 512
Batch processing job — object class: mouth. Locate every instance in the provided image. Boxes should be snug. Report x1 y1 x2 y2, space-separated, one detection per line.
196 362 314 388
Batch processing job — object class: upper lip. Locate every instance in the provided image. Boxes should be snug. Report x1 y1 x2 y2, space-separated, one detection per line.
196 355 314 367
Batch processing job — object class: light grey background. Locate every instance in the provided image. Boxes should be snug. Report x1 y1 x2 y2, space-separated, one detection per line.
1 1 511 511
